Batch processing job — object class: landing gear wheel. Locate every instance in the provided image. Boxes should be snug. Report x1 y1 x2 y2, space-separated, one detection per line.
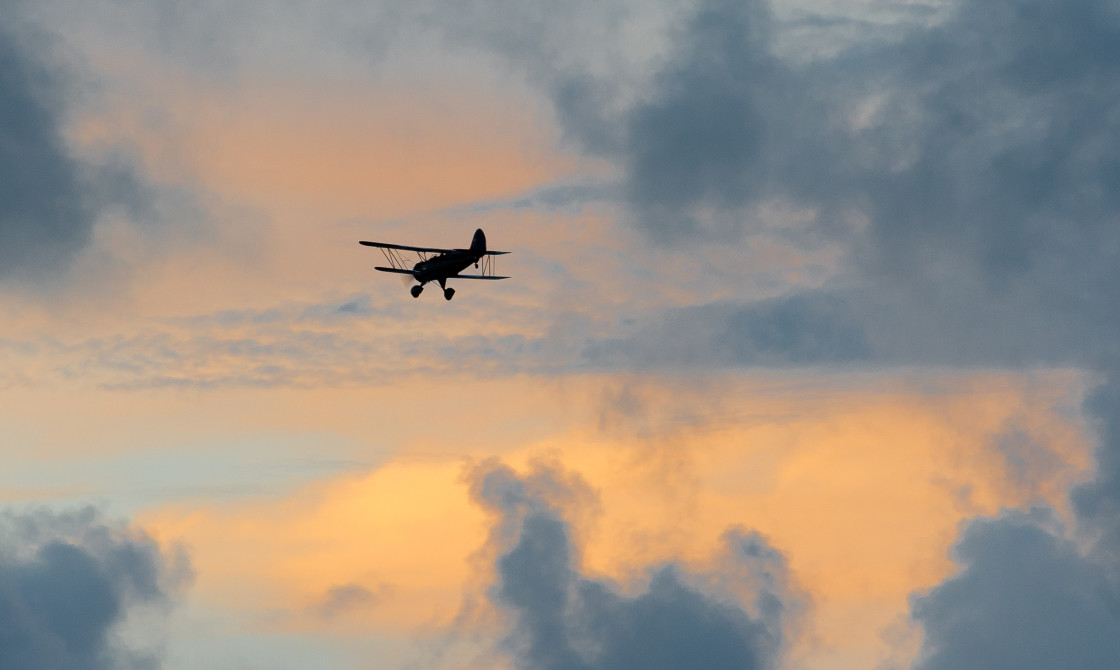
411 285 423 298
443 287 455 301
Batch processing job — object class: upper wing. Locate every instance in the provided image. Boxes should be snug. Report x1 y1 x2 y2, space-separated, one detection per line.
453 274 510 280
360 241 451 253
451 249 511 256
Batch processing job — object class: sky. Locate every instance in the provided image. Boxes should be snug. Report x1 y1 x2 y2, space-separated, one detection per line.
1 0 1119 668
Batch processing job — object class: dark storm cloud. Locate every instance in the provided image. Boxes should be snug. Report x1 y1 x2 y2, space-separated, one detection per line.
0 507 190 670
909 510 1120 670
838 0 1120 354
0 11 94 280
578 0 1120 372
466 461 801 670
622 0 790 240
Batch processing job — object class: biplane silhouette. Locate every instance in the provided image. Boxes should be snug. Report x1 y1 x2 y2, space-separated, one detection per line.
359 229 509 300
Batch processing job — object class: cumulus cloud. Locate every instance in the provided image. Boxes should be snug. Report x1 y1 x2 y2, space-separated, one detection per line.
909 510 1120 670
466 460 804 670
0 507 190 670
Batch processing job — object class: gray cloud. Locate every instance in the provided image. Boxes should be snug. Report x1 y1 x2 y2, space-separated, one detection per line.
452 180 619 217
1071 375 1120 573
466 460 802 670
622 0 791 241
571 0 1120 372
909 510 1120 670
0 507 190 670
584 293 872 370
0 11 94 281
0 4 201 288
0 0 235 297
309 583 388 620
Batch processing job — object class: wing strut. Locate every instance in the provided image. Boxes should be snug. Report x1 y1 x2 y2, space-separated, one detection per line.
372 244 426 271
481 252 499 278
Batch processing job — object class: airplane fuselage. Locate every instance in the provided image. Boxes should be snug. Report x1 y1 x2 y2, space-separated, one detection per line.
412 251 479 286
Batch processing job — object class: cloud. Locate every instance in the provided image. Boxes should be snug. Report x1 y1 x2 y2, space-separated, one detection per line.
309 583 389 620
585 293 872 370
0 290 587 390
466 459 804 670
0 9 94 281
547 0 1120 537
561 0 1120 373
621 0 790 241
481 0 1120 664
0 506 190 670
909 510 1120 670
453 180 618 217
0 3 208 290
1072 375 1120 569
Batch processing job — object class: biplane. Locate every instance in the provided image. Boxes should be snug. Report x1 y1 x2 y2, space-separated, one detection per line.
359 228 509 300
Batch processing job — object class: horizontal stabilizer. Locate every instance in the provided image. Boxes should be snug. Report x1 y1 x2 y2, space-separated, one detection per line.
374 266 416 275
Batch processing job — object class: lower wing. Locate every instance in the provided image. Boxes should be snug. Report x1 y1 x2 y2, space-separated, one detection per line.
375 268 508 279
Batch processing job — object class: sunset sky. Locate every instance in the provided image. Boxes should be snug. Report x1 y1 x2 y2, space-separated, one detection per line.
2 1 1119 669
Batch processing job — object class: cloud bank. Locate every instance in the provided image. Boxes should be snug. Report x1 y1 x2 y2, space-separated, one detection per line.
487 0 1120 665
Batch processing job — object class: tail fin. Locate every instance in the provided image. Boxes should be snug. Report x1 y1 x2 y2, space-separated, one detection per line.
470 228 487 255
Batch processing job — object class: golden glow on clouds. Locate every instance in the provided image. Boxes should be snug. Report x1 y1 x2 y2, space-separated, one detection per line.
148 459 486 633
73 65 574 221
56 58 597 326
136 370 1090 667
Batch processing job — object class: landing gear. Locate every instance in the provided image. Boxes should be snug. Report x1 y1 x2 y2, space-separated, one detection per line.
443 287 455 300
410 285 423 298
